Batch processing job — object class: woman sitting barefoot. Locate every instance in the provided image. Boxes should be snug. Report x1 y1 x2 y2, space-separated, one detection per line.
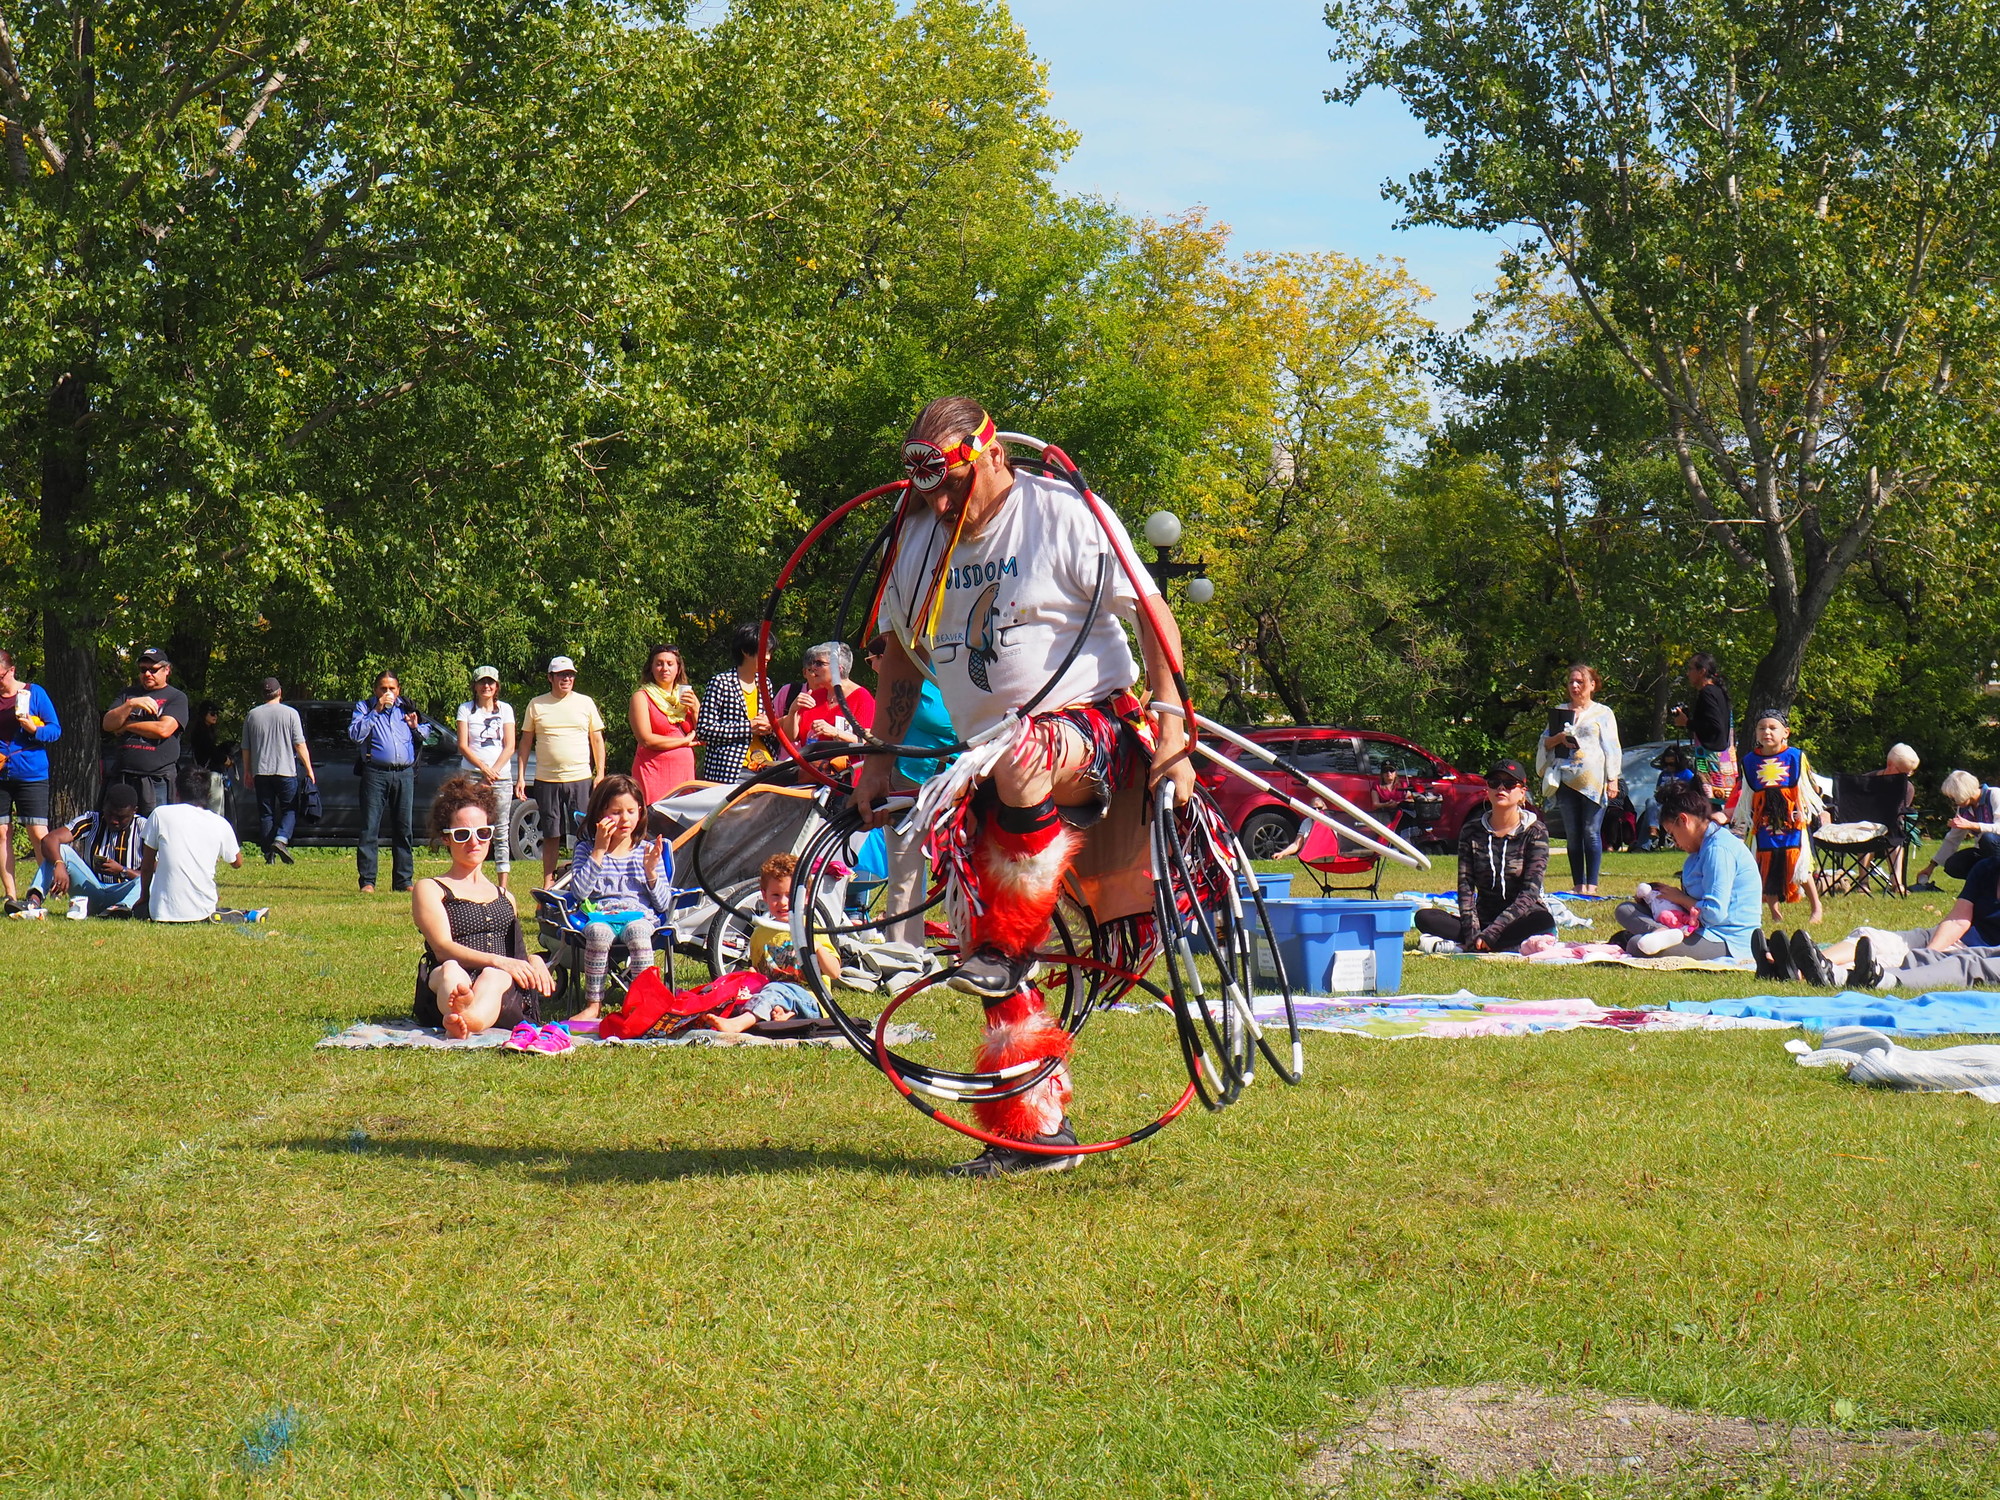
698 851 831 1033
413 776 555 1039
569 773 674 1022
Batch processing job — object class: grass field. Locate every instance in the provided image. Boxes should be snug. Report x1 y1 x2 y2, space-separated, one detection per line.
2 843 1997 1496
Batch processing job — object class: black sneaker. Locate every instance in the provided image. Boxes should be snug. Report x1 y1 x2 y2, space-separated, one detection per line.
1768 931 1797 982
946 947 1043 999
3 894 41 916
1911 878 1942 893
944 1119 1081 1179
273 841 295 865
1750 929 1777 980
1848 935 1883 990
1790 930 1835 988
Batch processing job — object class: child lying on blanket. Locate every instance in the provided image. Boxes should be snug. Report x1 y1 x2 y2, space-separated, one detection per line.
695 851 832 1033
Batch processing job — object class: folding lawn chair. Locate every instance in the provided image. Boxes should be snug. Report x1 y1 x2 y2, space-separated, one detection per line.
1293 813 1385 898
1816 771 1913 897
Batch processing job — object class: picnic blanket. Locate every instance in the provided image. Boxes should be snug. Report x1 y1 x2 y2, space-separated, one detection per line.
318 1019 932 1051
1248 991 1796 1040
1672 989 2000 1036
1787 1026 2000 1101
1477 948 1756 973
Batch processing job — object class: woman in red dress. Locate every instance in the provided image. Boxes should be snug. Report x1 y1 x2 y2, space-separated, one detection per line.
628 644 700 805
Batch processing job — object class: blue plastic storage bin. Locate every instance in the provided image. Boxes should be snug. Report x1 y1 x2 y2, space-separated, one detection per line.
1257 898 1416 995
1235 872 1293 903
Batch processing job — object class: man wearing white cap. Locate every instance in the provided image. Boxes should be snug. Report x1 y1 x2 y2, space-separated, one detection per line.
517 655 605 885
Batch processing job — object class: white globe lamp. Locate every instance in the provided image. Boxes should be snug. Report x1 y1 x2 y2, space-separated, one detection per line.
1143 510 1183 549
1186 576 1215 605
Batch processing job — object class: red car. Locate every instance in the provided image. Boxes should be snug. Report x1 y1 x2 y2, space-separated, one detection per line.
1196 726 1491 860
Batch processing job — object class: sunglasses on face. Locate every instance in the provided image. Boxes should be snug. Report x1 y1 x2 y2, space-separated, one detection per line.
1490 779 1523 793
444 825 495 844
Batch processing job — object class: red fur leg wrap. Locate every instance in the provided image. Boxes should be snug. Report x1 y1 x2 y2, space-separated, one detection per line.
970 988 1073 1140
968 816 1082 959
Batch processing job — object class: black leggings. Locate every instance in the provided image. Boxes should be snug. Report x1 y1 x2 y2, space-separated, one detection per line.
1414 905 1556 952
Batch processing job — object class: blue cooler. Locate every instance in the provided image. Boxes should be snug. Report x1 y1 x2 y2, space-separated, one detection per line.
1256 898 1417 995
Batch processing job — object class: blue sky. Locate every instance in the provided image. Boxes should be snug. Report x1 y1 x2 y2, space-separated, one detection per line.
1005 0 1502 330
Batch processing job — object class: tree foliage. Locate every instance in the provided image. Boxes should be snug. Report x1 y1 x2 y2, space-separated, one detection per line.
1327 0 2000 717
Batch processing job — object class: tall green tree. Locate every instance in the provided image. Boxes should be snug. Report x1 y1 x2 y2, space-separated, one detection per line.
1328 0 2000 717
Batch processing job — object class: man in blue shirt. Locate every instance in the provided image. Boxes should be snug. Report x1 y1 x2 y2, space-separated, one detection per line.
349 670 422 893
1612 778 1759 960
0 647 63 910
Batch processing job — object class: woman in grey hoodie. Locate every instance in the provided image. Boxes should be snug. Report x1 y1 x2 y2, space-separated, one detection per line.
1414 758 1555 953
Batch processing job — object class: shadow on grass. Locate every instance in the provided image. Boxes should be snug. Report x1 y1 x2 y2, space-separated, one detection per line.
274 1135 928 1183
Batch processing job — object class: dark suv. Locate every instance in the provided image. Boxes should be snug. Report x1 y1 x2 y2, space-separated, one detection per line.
1196 726 1490 860
225 700 466 847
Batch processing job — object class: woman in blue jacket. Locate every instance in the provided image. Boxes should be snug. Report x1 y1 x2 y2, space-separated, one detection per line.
0 648 63 907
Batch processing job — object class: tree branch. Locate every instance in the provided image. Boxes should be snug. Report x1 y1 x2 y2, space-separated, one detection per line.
0 10 67 173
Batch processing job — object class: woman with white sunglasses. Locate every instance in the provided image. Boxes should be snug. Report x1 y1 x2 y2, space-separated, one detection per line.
412 775 556 1044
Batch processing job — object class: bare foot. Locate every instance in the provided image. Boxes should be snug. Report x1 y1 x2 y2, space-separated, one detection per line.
442 981 476 1038
693 1013 723 1030
573 1001 601 1022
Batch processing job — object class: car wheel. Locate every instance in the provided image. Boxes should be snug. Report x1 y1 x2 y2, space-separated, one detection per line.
1240 809 1299 862
511 799 542 863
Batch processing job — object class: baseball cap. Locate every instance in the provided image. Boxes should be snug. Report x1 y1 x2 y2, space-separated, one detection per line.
261 676 283 697
1486 757 1531 788
546 655 577 674
471 665 500 683
135 646 169 666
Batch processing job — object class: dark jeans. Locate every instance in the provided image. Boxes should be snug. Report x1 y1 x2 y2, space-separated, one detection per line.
255 773 299 852
109 768 173 816
1414 904 1556 952
357 763 415 889
1944 835 2000 882
1554 784 1606 888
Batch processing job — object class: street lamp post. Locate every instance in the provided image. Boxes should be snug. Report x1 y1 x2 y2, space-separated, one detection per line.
1143 510 1212 603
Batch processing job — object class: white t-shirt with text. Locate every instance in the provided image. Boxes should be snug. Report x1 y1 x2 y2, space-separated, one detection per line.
456 700 517 781
143 803 241 923
879 471 1158 742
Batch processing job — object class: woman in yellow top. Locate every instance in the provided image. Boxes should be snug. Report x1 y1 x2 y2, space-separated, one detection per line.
628 644 700 805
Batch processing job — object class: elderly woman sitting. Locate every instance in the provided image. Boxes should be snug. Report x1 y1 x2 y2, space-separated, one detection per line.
1911 769 2000 892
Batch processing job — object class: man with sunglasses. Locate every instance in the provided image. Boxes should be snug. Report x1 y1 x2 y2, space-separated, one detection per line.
100 647 190 815
855 397 1194 1178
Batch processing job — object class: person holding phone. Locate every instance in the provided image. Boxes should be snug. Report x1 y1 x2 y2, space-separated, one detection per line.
565 773 674 1024
349 669 423 893
1534 662 1622 895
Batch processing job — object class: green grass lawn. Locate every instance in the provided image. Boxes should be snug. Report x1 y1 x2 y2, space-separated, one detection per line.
2 844 1996 1496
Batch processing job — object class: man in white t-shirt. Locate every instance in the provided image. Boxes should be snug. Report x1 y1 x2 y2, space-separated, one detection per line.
517 655 606 886
854 398 1194 1178
140 769 243 923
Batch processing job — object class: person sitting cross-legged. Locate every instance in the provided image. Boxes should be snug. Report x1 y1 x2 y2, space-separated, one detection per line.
1412 758 1555 954
139 769 243 923
26 783 148 917
1612 778 1760 960
411 776 557 1042
1787 853 2000 990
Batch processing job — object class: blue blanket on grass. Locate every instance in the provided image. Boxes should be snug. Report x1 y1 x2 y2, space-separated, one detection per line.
1671 990 2000 1036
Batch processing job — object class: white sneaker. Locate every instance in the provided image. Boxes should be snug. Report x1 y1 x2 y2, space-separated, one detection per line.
1416 933 1461 955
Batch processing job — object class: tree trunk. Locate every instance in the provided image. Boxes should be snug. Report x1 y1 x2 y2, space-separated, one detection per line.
39 370 101 822
1745 602 1814 731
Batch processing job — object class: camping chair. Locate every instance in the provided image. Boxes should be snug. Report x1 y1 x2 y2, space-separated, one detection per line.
532 879 671 1018
1816 772 1913 897
1292 813 1385 898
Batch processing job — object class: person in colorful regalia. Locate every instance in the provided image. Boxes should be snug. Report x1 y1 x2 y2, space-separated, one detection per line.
853 397 1195 1179
1742 709 1827 926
